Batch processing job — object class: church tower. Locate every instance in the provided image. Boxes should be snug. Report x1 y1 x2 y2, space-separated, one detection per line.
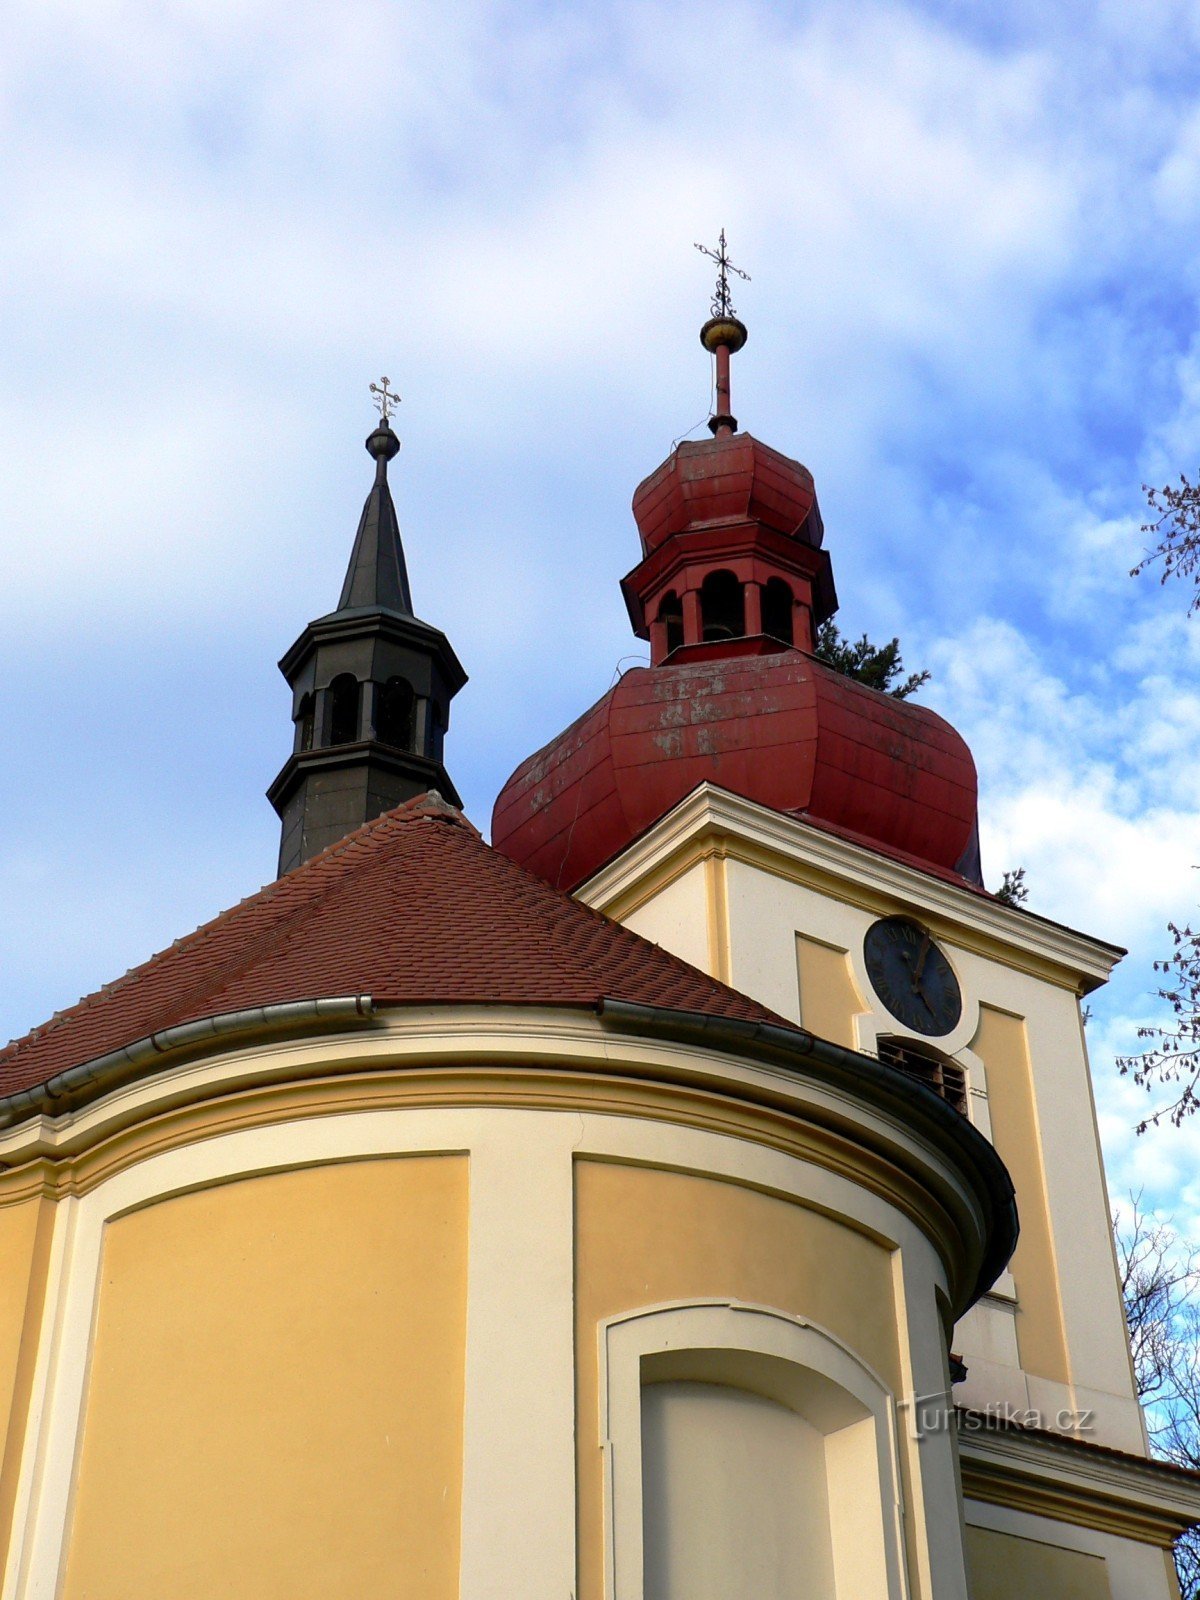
267 382 466 874
492 244 1200 1598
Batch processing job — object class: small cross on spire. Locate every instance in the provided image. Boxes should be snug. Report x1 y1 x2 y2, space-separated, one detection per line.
694 232 750 436
370 376 401 425
694 229 750 320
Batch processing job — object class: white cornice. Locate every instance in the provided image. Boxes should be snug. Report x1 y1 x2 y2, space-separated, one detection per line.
578 784 1123 995
0 1003 1005 1316
958 1412 1200 1542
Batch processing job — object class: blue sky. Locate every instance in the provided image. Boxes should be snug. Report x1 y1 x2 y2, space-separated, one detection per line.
4 0 1200 1221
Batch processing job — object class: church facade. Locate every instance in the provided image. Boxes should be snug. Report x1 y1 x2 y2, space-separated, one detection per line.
0 295 1195 1599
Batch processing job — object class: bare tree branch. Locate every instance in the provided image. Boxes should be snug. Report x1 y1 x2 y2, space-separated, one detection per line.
1135 477 1200 611
1114 1197 1200 1594
1116 919 1200 1129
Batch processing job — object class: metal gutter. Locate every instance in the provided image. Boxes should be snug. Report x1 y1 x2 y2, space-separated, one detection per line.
0 996 376 1129
596 997 1018 1304
0 991 1017 1304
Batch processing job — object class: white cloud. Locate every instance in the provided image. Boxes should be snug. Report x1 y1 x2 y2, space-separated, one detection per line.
920 613 1200 1226
925 618 1200 934
5 0 1200 1247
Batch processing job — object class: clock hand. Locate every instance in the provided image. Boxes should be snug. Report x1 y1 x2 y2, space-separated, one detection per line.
911 933 931 992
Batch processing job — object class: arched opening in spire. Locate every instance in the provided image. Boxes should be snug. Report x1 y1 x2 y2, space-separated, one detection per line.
297 693 315 752
329 674 361 746
375 676 415 750
657 591 684 656
700 570 744 643
762 578 794 646
876 1037 968 1116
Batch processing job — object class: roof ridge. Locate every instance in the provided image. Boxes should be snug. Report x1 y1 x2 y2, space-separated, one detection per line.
0 797 468 1065
499 684 620 792
0 791 791 1105
184 807 481 1017
461 814 794 1024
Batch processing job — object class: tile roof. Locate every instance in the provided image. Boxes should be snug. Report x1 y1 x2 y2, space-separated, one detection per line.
0 792 791 1101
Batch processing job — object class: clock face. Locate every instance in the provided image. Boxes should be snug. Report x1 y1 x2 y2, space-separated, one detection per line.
863 917 962 1037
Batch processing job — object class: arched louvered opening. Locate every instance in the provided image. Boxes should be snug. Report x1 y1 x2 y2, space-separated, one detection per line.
329 674 361 746
375 676 415 750
657 590 684 655
297 692 315 752
876 1037 968 1116
700 570 744 643
762 578 794 646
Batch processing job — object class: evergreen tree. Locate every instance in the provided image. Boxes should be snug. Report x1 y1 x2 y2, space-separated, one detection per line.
813 621 931 699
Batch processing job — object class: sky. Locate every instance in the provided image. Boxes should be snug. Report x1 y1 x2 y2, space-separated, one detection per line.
4 0 1200 1227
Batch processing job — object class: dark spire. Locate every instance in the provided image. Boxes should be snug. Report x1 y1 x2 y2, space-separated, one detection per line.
267 382 467 876
336 422 414 614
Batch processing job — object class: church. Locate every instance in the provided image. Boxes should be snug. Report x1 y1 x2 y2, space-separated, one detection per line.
0 256 1196 1599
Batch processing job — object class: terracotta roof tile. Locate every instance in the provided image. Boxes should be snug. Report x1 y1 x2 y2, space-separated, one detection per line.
0 792 790 1100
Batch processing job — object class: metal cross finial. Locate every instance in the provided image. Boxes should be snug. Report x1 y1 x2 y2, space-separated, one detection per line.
369 376 401 424
694 229 750 319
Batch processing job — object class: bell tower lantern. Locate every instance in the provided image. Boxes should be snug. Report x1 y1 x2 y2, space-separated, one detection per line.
621 233 836 664
267 381 467 875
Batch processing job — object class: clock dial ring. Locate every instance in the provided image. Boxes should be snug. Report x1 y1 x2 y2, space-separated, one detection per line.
863 916 962 1038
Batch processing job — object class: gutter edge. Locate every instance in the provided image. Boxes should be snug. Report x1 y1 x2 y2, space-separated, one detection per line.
0 995 376 1129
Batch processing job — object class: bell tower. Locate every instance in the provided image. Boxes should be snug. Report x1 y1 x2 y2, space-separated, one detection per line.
267 381 467 874
492 237 975 895
621 232 836 664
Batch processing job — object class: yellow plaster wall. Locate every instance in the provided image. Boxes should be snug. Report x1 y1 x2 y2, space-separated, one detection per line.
0 1197 55 1566
972 1005 1070 1383
964 1525 1113 1598
61 1155 467 1600
574 1159 901 1600
795 935 861 1049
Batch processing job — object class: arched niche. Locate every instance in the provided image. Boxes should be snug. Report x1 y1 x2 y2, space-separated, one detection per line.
296 692 315 753
601 1302 907 1600
657 591 684 656
375 676 415 751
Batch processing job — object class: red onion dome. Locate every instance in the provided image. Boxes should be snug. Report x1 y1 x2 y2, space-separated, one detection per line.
491 649 980 894
632 431 824 555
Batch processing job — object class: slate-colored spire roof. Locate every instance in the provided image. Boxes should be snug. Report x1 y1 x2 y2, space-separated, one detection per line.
0 794 789 1103
336 422 413 615
269 413 465 874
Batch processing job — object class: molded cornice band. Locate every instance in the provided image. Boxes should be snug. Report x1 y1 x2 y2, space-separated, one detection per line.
597 996 1018 1305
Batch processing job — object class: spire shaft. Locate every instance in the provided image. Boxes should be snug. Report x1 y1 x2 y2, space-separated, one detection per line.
696 231 749 437
713 344 733 438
